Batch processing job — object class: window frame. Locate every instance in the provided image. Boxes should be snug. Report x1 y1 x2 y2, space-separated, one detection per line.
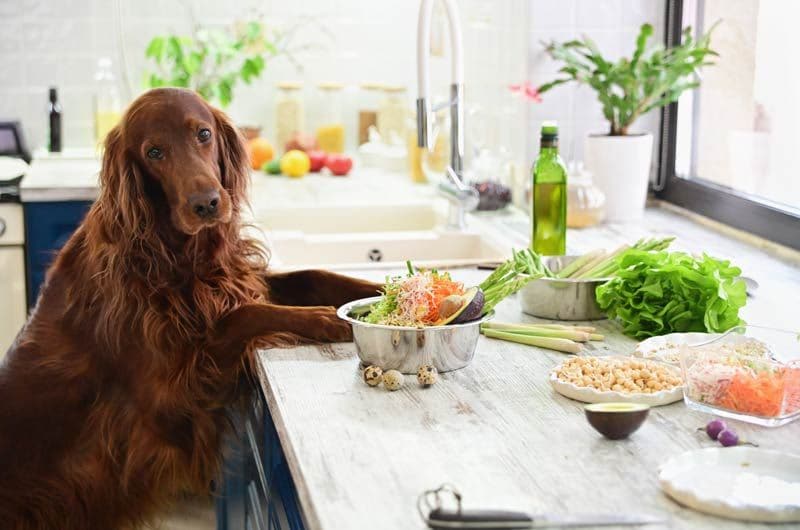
656 0 800 251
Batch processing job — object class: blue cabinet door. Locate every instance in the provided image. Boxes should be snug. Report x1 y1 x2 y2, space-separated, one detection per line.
218 386 306 530
23 200 92 307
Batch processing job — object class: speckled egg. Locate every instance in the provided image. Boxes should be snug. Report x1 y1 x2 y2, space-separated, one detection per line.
382 370 404 391
362 365 384 387
417 365 439 386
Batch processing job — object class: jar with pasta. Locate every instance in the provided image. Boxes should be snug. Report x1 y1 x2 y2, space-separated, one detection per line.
275 81 304 152
315 82 345 153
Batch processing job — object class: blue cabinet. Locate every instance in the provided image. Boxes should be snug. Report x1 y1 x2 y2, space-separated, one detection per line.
23 200 92 307
217 384 306 530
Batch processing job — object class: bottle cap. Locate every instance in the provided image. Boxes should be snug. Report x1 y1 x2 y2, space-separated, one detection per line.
541 120 558 137
48 87 58 102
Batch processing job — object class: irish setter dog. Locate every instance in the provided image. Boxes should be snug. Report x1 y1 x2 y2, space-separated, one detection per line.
0 88 378 529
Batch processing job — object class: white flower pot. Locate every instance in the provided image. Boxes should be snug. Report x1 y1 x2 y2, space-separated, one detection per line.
584 133 653 222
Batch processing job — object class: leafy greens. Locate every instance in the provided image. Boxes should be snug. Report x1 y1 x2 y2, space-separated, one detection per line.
595 250 747 339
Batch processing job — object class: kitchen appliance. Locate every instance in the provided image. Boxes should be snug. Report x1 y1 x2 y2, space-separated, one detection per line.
0 157 27 355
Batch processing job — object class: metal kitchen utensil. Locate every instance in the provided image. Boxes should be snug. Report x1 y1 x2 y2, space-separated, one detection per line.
519 256 609 321
337 297 493 374
418 484 666 529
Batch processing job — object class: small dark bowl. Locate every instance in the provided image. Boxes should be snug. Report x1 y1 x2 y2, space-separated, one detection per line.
584 402 650 440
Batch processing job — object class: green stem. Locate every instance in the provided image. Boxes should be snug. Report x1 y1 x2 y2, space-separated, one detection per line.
482 329 583 354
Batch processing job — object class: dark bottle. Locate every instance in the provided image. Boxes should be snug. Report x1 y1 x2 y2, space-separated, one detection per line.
48 87 62 153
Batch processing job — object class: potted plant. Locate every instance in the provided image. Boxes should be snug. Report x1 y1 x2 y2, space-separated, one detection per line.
537 23 717 221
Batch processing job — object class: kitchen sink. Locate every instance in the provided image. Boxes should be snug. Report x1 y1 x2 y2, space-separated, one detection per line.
267 229 508 270
255 202 444 234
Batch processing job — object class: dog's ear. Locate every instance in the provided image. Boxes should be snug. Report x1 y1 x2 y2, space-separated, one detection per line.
97 124 155 239
211 106 249 212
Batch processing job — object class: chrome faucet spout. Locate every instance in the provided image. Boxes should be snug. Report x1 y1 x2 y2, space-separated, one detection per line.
417 0 471 230
416 0 465 179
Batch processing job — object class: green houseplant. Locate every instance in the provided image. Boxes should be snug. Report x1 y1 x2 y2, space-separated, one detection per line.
536 23 718 220
143 20 289 108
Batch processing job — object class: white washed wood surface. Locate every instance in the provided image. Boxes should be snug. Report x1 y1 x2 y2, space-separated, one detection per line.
256 207 800 530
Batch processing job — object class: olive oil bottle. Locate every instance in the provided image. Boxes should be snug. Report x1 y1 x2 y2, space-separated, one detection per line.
531 122 567 255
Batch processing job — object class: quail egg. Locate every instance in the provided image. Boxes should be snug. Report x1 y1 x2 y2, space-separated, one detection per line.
362 365 383 387
417 365 439 386
382 370 404 391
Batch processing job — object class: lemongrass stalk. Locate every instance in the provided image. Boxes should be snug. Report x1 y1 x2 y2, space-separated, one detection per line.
589 333 604 341
482 329 582 354
570 251 610 279
555 249 604 279
526 323 597 333
576 244 630 279
482 322 591 341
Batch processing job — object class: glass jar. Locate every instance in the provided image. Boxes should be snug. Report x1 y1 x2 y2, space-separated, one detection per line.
315 82 345 153
275 81 304 152
377 85 408 146
358 82 382 146
567 163 606 228
93 57 122 146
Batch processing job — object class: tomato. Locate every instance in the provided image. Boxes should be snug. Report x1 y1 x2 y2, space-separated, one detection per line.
307 150 327 172
325 154 353 176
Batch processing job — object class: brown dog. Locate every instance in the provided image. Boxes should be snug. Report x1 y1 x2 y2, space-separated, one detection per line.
0 88 378 530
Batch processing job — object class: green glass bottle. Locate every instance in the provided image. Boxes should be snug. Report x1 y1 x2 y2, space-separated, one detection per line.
531 121 567 255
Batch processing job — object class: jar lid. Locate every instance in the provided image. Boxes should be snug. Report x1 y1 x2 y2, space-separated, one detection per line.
277 81 303 90
318 81 344 90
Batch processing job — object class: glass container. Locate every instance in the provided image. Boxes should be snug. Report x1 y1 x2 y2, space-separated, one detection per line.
275 81 304 152
567 162 606 228
358 82 382 146
315 82 345 153
680 325 800 427
93 57 122 146
377 85 408 146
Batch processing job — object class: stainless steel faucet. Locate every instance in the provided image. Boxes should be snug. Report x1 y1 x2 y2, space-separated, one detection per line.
416 0 477 230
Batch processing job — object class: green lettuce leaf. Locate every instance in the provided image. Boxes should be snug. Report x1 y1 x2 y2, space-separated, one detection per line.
595 250 747 338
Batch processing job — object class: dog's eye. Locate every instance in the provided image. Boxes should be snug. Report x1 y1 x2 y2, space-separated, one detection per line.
146 147 163 160
198 129 212 142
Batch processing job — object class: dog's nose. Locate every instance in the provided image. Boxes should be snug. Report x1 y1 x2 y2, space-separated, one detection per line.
189 191 221 219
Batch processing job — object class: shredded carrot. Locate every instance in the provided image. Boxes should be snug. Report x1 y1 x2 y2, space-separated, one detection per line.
717 369 790 417
421 276 464 324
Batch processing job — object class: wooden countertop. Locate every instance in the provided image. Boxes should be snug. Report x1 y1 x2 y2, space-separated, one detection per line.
256 206 799 530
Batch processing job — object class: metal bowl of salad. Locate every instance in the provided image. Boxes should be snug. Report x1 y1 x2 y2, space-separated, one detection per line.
338 297 493 374
337 254 548 373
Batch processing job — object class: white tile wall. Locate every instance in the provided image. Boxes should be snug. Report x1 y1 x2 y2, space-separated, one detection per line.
0 0 664 175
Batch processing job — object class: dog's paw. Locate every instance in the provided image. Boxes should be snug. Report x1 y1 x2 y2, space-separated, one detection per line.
308 306 353 343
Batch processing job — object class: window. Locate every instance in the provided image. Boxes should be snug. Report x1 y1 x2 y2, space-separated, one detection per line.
657 0 800 250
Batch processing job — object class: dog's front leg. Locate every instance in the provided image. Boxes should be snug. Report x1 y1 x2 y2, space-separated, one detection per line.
207 303 352 364
266 270 381 308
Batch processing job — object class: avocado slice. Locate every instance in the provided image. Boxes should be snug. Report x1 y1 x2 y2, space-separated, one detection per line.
437 287 485 325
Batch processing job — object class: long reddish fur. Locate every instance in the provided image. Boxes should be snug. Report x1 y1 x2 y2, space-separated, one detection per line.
0 89 374 530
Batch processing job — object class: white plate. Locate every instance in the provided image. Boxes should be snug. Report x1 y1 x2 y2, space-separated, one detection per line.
659 447 800 522
632 332 766 365
548 357 683 407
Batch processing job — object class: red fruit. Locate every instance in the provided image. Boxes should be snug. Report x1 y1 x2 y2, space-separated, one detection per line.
308 150 327 172
325 154 353 176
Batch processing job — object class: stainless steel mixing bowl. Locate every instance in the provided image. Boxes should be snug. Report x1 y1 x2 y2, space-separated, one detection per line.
337 297 493 374
519 255 610 321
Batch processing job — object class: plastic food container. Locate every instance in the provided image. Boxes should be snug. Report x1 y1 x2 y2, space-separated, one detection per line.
680 325 800 427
